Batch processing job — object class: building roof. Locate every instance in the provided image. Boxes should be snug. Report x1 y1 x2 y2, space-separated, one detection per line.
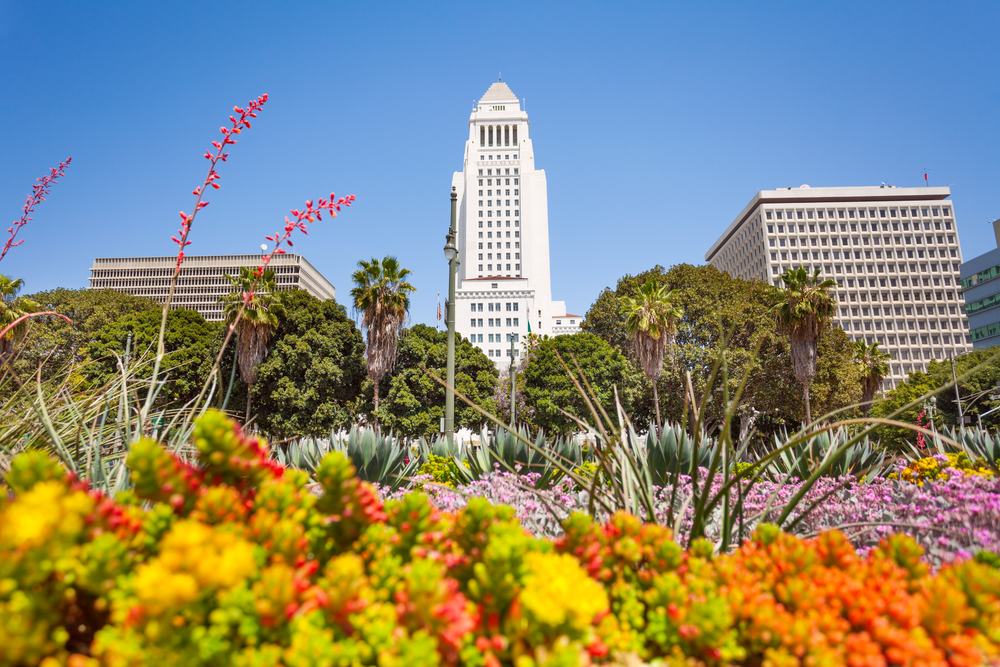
462 275 528 281
554 314 581 318
480 82 517 104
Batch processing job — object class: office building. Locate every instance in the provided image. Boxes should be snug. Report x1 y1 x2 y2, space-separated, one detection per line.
706 185 971 388
451 81 580 370
960 218 1000 349
88 253 335 322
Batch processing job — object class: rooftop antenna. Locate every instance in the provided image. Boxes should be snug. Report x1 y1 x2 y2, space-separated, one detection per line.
499 71 501 81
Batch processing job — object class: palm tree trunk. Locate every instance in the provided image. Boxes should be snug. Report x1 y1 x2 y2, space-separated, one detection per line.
373 377 380 430
246 381 253 424
803 380 812 425
652 380 662 436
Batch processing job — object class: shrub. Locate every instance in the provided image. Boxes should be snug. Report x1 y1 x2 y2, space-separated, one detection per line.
890 452 996 485
1 410 998 666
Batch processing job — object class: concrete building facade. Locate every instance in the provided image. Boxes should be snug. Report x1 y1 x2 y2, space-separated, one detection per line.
451 81 580 370
960 219 1000 349
88 254 335 322
706 185 971 389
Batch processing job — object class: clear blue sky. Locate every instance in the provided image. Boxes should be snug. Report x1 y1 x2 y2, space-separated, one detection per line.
2 1 998 326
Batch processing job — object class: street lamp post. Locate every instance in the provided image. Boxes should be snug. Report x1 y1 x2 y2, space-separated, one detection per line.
509 334 516 429
443 187 459 441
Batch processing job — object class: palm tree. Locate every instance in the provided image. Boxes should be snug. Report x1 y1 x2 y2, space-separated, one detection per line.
350 256 415 428
852 339 891 414
218 267 286 422
771 267 837 425
622 279 683 434
0 275 38 362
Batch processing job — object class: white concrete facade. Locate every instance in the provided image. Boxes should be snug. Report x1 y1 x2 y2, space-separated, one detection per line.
705 186 971 389
88 254 335 322
452 82 580 370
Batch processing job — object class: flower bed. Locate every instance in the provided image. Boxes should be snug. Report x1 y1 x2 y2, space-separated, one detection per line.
414 463 1000 564
1 410 999 666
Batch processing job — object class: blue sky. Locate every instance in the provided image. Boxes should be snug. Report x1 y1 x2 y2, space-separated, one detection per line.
2 1 998 326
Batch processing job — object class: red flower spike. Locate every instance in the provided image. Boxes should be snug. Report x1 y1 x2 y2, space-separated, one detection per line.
3 157 72 262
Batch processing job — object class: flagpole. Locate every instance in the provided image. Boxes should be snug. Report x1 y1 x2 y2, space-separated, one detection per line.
437 292 440 331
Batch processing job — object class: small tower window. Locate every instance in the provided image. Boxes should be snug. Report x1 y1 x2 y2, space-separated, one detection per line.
480 126 485 147
488 126 493 147
512 125 517 145
504 125 510 146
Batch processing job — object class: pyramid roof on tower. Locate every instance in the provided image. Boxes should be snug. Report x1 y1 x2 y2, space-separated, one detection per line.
480 82 517 104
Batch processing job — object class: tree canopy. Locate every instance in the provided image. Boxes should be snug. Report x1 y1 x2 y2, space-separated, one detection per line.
376 324 497 440
251 289 366 439
582 264 862 437
520 332 642 435
85 308 218 408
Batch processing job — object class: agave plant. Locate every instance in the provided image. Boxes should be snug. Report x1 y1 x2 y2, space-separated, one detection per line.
642 423 718 485
442 426 586 489
273 427 422 491
764 427 892 481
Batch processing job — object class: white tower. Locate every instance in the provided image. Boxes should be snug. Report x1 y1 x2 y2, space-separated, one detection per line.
451 81 580 371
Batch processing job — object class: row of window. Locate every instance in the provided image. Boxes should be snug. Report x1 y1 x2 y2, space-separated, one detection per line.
479 199 519 207
770 254 960 273
961 262 1000 290
478 178 517 187
842 304 961 316
766 206 951 221
769 235 957 249
478 210 519 218
470 333 520 343
966 293 1000 315
478 263 519 272
771 262 959 282
843 332 964 350
469 302 519 312
480 125 518 147
469 318 520 327
478 230 518 239
479 241 519 249
487 349 520 358
479 253 519 261
841 319 964 332
971 322 1000 342
769 221 953 234
477 168 518 176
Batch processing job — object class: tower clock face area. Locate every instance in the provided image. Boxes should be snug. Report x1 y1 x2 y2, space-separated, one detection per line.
451 81 580 371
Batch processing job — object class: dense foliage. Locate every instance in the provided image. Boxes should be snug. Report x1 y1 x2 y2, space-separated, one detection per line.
84 308 219 408
251 290 366 438
520 332 642 435
870 346 1000 449
582 264 862 436
377 324 498 439
7 288 159 385
1 410 998 666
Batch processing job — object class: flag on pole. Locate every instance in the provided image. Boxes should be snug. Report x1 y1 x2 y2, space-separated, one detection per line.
924 172 928 185
437 293 441 322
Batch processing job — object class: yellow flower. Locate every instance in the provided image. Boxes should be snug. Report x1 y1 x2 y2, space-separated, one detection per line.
133 519 256 616
520 552 608 633
0 481 94 550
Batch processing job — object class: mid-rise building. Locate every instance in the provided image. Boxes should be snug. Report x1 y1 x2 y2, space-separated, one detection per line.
960 218 1000 349
88 254 335 322
451 81 580 370
705 185 971 389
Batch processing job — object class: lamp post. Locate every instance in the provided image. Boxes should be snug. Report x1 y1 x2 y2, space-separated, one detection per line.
509 334 516 429
443 187 459 441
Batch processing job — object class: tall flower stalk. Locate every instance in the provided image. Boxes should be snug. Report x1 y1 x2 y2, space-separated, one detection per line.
2 158 72 263
142 95 268 424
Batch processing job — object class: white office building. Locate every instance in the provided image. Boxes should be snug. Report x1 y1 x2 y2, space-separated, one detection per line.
706 186 971 389
451 81 580 370
88 253 335 322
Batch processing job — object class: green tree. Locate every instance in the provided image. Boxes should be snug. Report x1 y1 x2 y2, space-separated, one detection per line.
521 332 642 435
375 324 497 440
582 264 861 440
870 346 1000 447
251 290 366 439
350 256 416 428
218 267 286 421
622 279 682 433
85 308 218 408
770 267 838 424
0 275 39 362
853 340 892 414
